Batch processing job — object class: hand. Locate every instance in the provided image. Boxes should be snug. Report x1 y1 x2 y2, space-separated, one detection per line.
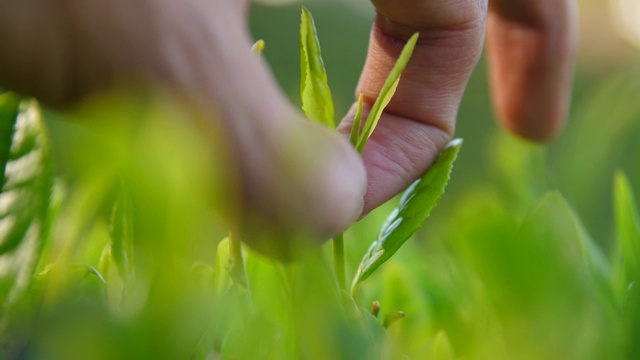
0 0 576 254
337 0 577 213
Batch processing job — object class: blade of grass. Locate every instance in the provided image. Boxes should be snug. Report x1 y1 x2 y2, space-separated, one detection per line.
299 6 335 128
351 139 462 293
333 233 346 291
109 182 135 285
355 33 419 153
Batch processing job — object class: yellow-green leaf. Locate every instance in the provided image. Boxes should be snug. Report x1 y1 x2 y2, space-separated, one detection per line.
356 33 419 153
300 6 334 128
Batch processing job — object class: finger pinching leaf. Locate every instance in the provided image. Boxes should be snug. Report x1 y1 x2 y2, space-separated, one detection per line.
299 6 335 128
351 139 463 292
355 33 419 153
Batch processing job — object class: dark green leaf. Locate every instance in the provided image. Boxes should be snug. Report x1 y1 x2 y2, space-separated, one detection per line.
299 6 334 128
351 139 462 290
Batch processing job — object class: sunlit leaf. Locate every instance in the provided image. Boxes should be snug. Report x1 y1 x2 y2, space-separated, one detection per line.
381 311 405 329
299 6 334 128
613 171 640 297
0 95 54 308
109 183 134 284
355 33 418 153
350 94 364 147
352 139 462 290
432 331 456 360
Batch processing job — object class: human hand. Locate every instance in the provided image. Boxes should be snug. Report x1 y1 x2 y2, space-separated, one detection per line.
0 0 576 254
337 0 577 213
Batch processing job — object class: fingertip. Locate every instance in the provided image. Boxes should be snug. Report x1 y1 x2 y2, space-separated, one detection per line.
493 81 570 143
487 0 577 144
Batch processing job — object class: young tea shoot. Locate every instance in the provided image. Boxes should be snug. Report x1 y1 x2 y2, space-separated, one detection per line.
299 6 334 129
354 32 419 153
352 139 463 293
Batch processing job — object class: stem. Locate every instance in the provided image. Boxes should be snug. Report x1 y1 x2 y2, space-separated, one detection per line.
333 233 346 291
227 234 248 289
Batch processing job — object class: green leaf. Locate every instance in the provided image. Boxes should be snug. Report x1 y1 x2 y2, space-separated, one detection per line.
299 6 334 128
0 96 54 307
432 331 456 360
0 93 20 185
349 94 364 147
356 33 419 153
624 281 640 358
351 139 462 291
613 171 640 295
109 183 135 284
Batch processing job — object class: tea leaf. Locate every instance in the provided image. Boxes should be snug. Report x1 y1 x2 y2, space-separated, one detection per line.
432 331 456 360
0 96 54 307
109 183 135 284
299 6 334 128
351 139 462 290
381 311 405 329
350 94 364 147
355 33 418 153
0 93 20 185
613 171 640 295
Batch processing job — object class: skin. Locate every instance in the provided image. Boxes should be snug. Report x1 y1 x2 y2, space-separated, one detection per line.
0 0 577 253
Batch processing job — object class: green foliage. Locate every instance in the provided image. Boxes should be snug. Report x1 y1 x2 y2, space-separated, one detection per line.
355 32 418 153
0 95 54 315
352 139 462 290
299 6 334 128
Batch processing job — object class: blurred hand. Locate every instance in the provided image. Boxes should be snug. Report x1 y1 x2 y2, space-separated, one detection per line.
0 0 576 253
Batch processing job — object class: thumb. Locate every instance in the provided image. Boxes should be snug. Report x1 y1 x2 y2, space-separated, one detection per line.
0 0 367 257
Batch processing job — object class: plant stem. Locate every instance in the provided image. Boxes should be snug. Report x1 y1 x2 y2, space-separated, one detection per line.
333 233 346 291
227 234 248 289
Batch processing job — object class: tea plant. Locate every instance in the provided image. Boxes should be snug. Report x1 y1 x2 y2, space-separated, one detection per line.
0 6 639 360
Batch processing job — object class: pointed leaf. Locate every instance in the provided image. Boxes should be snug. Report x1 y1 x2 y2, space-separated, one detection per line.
356 33 418 152
109 183 135 283
613 171 640 293
299 6 334 128
352 139 462 290
350 94 364 147
432 331 456 360
0 96 54 307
